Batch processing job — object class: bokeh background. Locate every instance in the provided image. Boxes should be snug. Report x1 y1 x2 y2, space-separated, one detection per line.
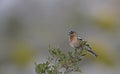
0 0 120 74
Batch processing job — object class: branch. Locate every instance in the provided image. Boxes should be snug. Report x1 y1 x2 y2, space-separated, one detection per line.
35 46 88 74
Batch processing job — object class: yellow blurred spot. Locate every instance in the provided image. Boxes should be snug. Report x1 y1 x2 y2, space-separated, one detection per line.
87 43 115 66
11 42 34 65
92 9 117 31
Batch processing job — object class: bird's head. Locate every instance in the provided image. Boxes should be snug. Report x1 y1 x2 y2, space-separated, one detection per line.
68 31 77 36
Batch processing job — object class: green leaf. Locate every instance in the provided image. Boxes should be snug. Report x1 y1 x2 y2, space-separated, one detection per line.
35 45 96 74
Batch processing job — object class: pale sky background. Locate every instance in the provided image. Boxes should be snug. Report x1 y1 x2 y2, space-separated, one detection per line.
0 0 120 74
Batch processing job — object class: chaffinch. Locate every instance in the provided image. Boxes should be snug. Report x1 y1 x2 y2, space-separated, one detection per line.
68 31 98 57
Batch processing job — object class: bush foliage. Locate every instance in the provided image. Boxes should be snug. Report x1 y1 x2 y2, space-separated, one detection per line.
35 43 88 74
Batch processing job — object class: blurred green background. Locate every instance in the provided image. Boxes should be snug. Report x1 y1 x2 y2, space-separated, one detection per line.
0 0 120 74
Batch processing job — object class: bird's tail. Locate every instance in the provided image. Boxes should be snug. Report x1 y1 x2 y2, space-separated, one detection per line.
85 46 98 57
87 49 98 57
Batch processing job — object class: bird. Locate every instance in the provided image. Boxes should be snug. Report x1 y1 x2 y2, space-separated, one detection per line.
68 31 98 57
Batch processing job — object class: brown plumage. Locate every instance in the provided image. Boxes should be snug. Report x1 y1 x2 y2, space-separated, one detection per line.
68 31 98 57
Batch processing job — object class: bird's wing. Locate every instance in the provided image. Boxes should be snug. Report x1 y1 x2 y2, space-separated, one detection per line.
77 36 83 41
86 44 92 49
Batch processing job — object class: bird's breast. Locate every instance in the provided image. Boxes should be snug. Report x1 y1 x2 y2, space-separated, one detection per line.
69 39 80 48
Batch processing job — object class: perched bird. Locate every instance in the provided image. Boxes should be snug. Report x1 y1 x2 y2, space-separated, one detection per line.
68 31 98 57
